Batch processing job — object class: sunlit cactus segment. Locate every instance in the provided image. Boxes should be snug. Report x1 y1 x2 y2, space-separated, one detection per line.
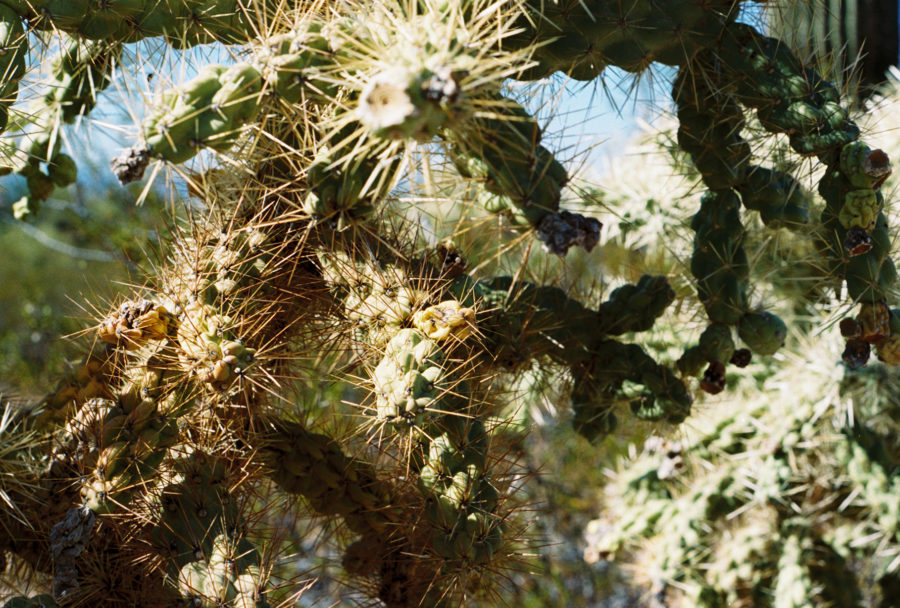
260 417 399 537
6 39 119 219
372 328 457 429
444 97 568 229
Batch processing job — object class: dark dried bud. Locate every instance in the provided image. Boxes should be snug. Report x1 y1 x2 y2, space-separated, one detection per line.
111 146 151 184
843 226 872 257
839 317 862 339
865 148 891 190
700 360 726 394
729 348 752 368
842 339 871 369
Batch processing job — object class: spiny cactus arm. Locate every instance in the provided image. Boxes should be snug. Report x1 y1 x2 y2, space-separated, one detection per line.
708 21 900 368
571 339 692 443
112 24 338 184
596 275 676 336
738 166 812 230
446 274 690 441
258 417 401 538
441 96 601 255
415 417 505 566
587 375 900 607
504 0 741 80
153 453 271 607
0 0 258 46
673 58 794 392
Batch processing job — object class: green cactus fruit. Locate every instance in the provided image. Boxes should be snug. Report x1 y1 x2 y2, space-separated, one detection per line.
838 189 880 231
47 153 78 187
840 141 892 190
738 311 787 355
699 323 736 364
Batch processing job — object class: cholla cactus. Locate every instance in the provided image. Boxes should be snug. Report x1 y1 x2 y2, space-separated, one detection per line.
1 1 900 606
585 329 900 607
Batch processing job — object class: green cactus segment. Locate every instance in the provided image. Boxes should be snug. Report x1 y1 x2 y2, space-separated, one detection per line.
0 4 25 132
0 0 255 47
46 39 120 124
132 27 333 170
674 62 749 190
264 27 336 102
676 324 739 380
737 167 810 230
7 39 119 219
572 339 692 443
713 22 899 307
597 275 675 336
505 0 739 81
689 190 749 325
444 98 566 229
177 534 269 608
153 454 269 607
142 63 259 164
417 420 503 564
819 169 896 303
448 273 688 441
675 46 789 366
718 22 857 159
471 275 600 367
738 311 787 356
372 328 460 430
302 139 400 230
260 418 398 537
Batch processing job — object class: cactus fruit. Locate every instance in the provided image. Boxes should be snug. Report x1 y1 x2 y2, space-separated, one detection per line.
5 0 900 606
